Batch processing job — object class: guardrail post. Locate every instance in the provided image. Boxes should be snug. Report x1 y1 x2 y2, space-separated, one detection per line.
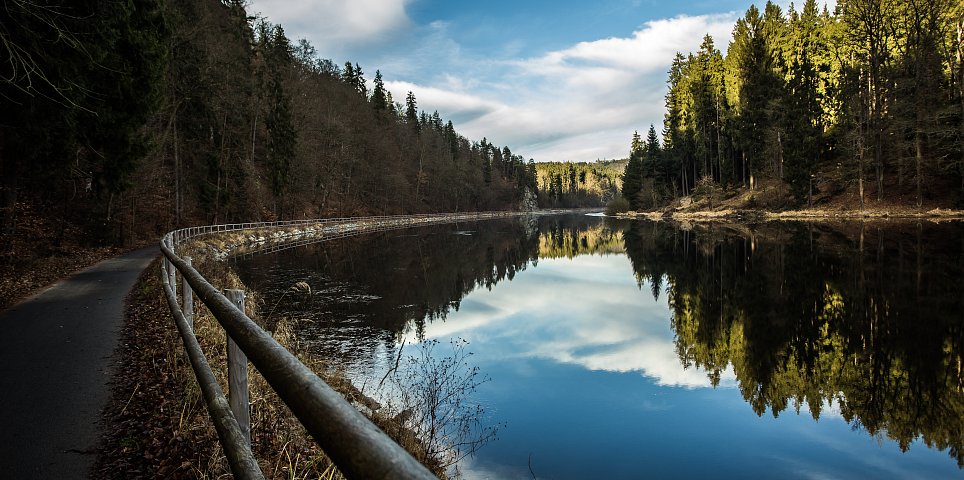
182 257 194 330
167 259 176 293
224 289 251 446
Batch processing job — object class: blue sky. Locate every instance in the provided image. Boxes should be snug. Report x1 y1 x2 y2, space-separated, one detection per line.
246 0 835 162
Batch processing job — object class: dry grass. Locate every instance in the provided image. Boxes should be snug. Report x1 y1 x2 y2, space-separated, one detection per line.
171 246 342 479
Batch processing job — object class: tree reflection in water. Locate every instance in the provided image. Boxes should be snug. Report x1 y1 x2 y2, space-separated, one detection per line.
236 215 964 468
622 220 964 467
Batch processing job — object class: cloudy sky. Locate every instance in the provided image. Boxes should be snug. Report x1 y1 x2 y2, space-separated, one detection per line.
246 0 835 163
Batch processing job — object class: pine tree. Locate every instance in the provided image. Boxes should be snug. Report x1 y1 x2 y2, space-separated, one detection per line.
264 25 297 211
353 62 367 97
730 4 783 187
622 131 645 209
405 91 420 132
690 35 726 183
782 0 824 203
444 121 458 159
664 53 692 195
644 125 663 179
371 70 388 111
341 62 356 89
480 137 492 184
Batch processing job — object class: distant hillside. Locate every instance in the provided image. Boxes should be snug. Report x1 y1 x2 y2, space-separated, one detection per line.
535 159 627 207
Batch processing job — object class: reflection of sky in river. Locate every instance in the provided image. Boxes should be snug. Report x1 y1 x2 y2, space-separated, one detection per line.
401 254 961 480
403 254 735 389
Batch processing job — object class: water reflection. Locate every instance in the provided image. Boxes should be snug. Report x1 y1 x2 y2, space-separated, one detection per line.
235 215 964 475
625 221 964 466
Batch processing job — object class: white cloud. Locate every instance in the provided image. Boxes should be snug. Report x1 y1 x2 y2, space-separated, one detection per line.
519 14 736 74
248 0 411 54
384 80 501 126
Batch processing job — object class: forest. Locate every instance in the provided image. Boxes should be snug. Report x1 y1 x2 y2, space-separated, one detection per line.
621 0 964 211
0 0 539 254
535 159 626 207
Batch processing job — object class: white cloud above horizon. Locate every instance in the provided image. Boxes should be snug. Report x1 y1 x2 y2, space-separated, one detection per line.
248 0 412 57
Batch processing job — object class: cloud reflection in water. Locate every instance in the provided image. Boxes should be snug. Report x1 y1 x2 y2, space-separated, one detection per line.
402 254 736 389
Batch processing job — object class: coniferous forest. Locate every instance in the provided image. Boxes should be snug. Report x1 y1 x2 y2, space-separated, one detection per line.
0 0 538 251
621 0 964 211
535 159 626 208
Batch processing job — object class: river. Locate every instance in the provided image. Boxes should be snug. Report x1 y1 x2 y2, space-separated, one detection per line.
234 213 964 479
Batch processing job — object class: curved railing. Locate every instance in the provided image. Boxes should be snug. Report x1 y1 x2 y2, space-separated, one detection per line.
158 212 527 479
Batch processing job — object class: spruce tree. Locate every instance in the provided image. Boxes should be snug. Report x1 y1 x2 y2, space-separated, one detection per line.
782 0 823 203
371 70 388 111
644 125 663 182
405 91 419 132
264 25 297 210
622 131 645 209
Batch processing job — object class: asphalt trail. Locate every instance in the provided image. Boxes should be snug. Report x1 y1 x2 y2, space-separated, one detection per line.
0 247 157 479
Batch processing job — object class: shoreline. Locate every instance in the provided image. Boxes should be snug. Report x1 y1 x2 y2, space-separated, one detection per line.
615 207 964 223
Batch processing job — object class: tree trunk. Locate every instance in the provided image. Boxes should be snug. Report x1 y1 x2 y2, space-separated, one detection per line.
914 25 926 211
776 130 784 179
858 119 866 210
875 127 883 202
174 119 180 224
250 110 259 165
915 128 923 208
129 194 136 246
215 168 221 224
958 20 964 201
107 192 114 223
692 159 698 188
742 152 748 188
870 63 884 203
858 65 867 210
716 99 723 183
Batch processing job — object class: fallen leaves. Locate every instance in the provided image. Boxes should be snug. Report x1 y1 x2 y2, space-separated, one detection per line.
93 259 224 479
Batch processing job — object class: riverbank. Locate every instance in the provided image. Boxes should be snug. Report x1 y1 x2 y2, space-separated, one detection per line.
614 181 964 223
618 206 964 222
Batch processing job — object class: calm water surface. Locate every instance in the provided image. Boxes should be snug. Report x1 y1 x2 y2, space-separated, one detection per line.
235 214 964 479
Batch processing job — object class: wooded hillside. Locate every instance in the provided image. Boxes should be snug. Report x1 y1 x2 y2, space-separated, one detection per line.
0 0 537 253
535 159 625 207
621 0 964 211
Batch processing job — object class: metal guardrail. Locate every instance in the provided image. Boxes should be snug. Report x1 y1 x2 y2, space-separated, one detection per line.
159 212 527 479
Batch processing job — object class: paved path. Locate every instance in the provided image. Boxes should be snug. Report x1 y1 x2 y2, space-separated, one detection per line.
0 247 158 479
